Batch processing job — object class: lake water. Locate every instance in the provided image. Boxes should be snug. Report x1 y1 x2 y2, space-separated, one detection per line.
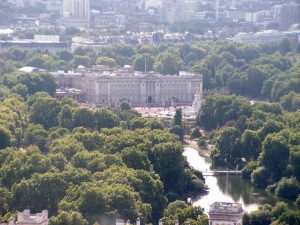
183 146 294 213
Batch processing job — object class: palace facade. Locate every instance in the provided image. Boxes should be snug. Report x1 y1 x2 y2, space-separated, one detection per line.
56 65 203 107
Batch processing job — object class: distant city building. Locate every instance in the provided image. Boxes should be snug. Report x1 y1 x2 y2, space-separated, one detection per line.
231 30 298 44
18 66 46 73
0 28 14 38
0 209 49 225
208 202 243 225
0 35 67 52
55 65 203 108
92 11 125 30
61 0 90 28
279 2 300 30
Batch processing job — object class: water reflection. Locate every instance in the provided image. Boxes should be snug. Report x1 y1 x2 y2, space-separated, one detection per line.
183 146 294 213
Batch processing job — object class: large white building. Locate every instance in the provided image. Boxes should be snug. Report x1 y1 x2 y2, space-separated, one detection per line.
231 29 300 45
208 202 244 225
61 0 90 28
56 65 203 108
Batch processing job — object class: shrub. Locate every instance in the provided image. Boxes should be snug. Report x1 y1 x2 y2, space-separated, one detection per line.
275 177 300 199
190 127 201 139
251 167 270 188
242 161 258 179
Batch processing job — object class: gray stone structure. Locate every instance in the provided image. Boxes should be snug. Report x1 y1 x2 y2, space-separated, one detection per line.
0 210 49 225
208 202 244 225
56 65 203 107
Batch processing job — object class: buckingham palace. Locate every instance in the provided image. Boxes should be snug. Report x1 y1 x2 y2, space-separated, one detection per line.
56 65 203 107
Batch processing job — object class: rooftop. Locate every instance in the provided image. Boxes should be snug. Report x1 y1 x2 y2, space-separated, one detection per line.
209 202 243 214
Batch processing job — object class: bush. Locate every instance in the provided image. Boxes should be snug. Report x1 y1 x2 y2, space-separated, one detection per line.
242 161 258 179
190 126 201 139
275 177 300 199
251 167 270 188
197 136 207 148
296 195 300 208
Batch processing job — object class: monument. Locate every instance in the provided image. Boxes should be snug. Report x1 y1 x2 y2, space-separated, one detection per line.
208 202 244 225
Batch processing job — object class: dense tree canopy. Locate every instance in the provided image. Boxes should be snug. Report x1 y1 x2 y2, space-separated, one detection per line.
0 88 205 224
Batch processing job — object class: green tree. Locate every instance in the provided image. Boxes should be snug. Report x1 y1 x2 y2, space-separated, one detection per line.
49 136 85 160
0 125 13 149
11 173 67 215
275 177 300 199
278 39 291 55
0 187 11 216
94 108 120 130
29 96 61 129
58 105 74 129
65 27 81 36
280 92 300 112
251 167 271 188
258 134 290 181
133 54 155 72
72 56 91 68
173 108 182 126
23 124 48 150
170 125 184 142
58 51 74 61
162 200 208 225
212 127 239 167
121 148 152 171
240 130 261 160
73 107 95 129
154 52 183 75
50 211 88 225
190 126 201 139
11 83 28 100
96 57 117 68
119 100 131 111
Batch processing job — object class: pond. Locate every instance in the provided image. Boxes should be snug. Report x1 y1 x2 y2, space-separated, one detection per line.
183 146 294 213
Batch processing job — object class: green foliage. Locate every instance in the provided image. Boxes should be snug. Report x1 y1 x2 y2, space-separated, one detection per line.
50 211 88 225
170 125 184 142
23 123 48 150
11 84 28 100
65 27 81 36
11 173 67 214
242 161 258 179
190 126 201 139
133 54 155 72
0 125 13 149
58 51 74 61
72 56 91 68
96 57 117 68
280 92 300 111
58 105 74 129
244 202 300 225
173 108 182 126
197 95 252 130
211 127 239 167
258 134 290 181
251 167 270 188
29 96 61 129
154 51 183 75
94 108 120 130
0 86 206 224
73 107 95 129
274 177 300 199
162 201 208 225
2 73 56 96
240 130 261 160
